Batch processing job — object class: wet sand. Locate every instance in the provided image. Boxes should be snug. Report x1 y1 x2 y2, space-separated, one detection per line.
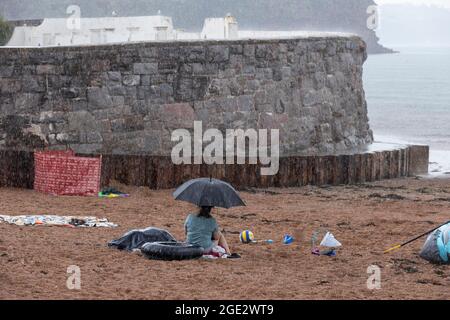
0 177 449 300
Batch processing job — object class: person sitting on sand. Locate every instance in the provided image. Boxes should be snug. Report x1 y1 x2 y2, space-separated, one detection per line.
184 206 233 257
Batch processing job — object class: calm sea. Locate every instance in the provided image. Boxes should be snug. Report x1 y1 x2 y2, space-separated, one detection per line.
363 47 450 175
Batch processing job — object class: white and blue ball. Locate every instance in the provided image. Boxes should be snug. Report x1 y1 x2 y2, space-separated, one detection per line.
240 230 254 244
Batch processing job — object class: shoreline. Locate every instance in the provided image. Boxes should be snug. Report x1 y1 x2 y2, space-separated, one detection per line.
372 135 450 177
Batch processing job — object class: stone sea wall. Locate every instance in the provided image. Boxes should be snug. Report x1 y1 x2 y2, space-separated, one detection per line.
0 35 373 156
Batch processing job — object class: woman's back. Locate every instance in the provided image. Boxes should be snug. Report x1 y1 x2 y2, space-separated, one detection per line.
185 214 218 250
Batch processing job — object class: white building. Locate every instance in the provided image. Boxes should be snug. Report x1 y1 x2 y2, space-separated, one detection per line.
7 15 175 46
201 14 239 40
6 13 240 47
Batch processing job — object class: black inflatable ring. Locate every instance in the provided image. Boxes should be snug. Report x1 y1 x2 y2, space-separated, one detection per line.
141 242 204 261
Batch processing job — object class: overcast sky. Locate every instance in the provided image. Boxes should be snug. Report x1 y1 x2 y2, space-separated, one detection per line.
375 0 450 9
375 0 450 46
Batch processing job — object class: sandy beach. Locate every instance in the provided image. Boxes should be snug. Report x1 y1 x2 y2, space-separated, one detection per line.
0 176 449 300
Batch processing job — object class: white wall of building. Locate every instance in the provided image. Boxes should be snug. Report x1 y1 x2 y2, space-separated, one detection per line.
6 14 243 47
200 15 238 40
7 15 175 46
6 14 340 48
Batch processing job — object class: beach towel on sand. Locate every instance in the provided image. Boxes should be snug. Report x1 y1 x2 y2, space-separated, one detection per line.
99 187 130 198
0 215 117 228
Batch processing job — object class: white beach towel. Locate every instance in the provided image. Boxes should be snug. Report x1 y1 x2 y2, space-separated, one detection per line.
0 215 117 228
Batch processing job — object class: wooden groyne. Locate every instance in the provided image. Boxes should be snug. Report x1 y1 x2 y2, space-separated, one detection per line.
0 145 429 190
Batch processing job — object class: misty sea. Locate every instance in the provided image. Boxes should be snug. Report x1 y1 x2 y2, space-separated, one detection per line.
363 46 450 176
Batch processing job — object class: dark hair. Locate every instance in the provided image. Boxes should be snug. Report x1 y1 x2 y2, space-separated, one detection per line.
198 206 213 218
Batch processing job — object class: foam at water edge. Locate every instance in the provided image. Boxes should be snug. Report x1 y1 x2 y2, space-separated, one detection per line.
428 150 450 177
374 134 450 178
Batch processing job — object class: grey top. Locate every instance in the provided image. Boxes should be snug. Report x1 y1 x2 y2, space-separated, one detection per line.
184 214 219 251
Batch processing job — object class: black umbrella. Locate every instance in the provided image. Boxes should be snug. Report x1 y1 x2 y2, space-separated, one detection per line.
173 178 246 209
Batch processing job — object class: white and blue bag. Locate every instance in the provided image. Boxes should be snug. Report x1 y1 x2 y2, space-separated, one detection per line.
419 223 450 264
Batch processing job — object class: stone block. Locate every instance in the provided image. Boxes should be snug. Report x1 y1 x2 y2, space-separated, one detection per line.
123 75 141 86
133 63 158 75
36 64 60 75
107 71 122 82
207 46 230 63
87 87 114 109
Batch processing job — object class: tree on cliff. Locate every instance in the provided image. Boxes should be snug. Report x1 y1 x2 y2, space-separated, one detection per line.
0 16 13 46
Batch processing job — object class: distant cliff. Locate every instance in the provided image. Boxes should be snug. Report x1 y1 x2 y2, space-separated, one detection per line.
0 0 392 53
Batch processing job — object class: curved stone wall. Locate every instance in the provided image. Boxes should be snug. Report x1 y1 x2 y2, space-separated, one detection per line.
0 35 372 156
